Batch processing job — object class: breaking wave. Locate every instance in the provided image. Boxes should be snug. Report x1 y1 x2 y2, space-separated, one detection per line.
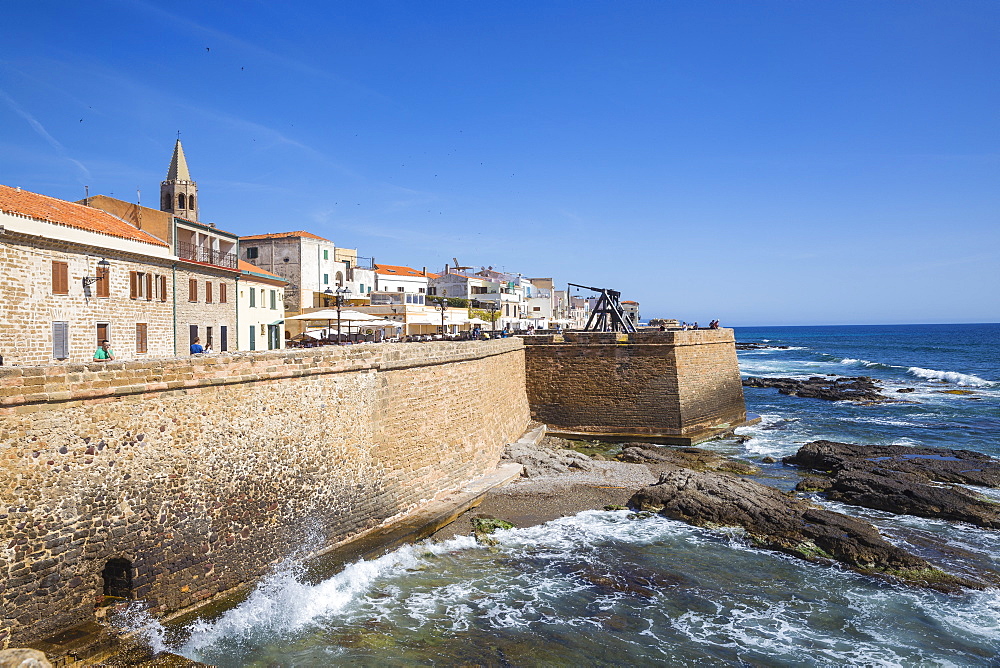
907 367 995 387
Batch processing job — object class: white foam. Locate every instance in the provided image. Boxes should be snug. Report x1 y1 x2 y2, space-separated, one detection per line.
907 367 995 387
177 535 478 655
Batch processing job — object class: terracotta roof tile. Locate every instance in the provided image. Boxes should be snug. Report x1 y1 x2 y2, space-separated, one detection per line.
0 185 170 247
374 263 433 277
240 231 331 242
238 259 284 280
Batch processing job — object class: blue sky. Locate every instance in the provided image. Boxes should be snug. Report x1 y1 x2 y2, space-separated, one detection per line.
2 0 997 325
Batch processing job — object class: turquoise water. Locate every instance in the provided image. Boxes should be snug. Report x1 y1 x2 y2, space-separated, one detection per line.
131 324 1000 666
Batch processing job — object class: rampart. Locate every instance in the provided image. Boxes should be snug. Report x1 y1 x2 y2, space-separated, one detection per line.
523 329 749 444
0 339 529 645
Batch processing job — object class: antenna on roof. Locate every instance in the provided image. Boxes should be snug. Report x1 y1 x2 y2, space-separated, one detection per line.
84 185 89 205
136 188 141 206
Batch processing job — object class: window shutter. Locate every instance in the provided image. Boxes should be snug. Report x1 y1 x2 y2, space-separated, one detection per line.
52 261 69 295
205 281 212 303
145 274 153 301
96 266 110 298
52 322 69 359
136 323 148 353
220 325 228 352
130 271 138 299
189 278 198 302
189 324 198 344
219 283 227 304
160 275 168 301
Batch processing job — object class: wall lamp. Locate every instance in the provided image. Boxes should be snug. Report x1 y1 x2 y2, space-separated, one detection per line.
83 258 110 287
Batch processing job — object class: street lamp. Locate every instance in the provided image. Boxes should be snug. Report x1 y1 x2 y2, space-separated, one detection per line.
324 286 352 343
434 298 448 335
484 301 498 337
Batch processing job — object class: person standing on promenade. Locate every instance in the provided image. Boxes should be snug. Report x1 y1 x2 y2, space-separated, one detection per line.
93 340 115 361
190 337 204 355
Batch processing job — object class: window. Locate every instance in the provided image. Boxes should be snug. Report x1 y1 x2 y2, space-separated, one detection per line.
418 288 425 294
219 283 227 304
246 247 259 260
52 322 69 359
96 323 109 348
220 325 228 352
249 325 256 350
52 261 69 295
188 195 195 210
360 284 365 293
206 326 214 350
533 306 541 311
323 273 329 285
270 290 277 310
159 275 168 302
323 249 329 260
189 325 198 345
129 272 151 300
189 278 198 302
136 323 148 353
427 287 435 296
178 193 186 208
397 287 404 292
96 265 110 298
205 281 213 303
249 287 256 308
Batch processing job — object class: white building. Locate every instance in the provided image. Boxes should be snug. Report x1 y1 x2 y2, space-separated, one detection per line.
239 231 375 312
237 260 287 351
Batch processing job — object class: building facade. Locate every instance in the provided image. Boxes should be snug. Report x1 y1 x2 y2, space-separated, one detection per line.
237 260 287 351
0 185 175 365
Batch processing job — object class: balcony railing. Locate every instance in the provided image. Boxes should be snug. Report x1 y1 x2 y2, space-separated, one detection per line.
177 241 237 269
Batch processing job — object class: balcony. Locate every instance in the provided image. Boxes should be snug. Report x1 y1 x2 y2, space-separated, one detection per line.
177 240 237 269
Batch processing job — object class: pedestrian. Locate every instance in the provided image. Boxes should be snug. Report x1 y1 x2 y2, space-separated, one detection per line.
190 337 204 355
93 339 115 361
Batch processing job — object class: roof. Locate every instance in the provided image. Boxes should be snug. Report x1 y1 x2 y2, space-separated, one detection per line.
621 300 639 304
241 231 331 242
238 259 285 281
0 185 170 247
374 263 435 278
166 139 192 181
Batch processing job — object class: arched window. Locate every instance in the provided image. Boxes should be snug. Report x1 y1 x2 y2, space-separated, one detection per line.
178 193 186 209
188 195 195 210
102 558 133 600
335 272 344 287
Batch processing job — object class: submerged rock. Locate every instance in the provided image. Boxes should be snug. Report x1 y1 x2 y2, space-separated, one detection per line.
502 439 594 478
742 376 889 403
629 468 975 590
784 440 1000 529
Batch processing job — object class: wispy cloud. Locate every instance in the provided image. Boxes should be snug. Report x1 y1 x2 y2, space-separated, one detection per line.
0 87 91 182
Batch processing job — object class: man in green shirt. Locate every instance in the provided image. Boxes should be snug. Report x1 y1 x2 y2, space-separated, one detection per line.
93 340 115 361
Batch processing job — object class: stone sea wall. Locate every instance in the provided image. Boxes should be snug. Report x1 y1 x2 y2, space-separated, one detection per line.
0 339 529 645
523 329 747 442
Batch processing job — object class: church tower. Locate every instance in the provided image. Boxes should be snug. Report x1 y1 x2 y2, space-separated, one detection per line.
160 138 199 221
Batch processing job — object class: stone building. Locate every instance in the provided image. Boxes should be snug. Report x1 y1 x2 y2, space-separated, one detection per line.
81 140 240 353
0 185 175 365
237 260 286 351
238 232 375 312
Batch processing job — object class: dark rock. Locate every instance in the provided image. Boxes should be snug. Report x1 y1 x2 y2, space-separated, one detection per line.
784 440 1000 529
736 343 790 350
761 456 777 464
629 468 973 590
795 476 834 492
742 376 889 403
618 444 758 475
897 388 915 393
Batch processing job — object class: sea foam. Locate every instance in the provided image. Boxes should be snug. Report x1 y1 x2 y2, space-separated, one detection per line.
907 367 994 387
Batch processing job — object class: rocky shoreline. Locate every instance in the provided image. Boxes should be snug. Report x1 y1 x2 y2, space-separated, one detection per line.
437 436 1000 592
742 375 892 403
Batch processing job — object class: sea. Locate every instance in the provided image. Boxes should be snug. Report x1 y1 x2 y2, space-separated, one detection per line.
127 323 1000 667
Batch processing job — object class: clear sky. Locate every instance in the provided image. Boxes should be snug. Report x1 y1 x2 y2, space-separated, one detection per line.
2 0 997 326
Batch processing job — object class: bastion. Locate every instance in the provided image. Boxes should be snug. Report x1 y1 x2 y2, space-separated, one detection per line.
523 329 753 444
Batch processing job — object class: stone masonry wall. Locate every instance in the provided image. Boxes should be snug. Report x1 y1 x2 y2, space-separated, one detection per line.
523 329 746 439
173 264 238 354
0 339 528 646
0 233 174 366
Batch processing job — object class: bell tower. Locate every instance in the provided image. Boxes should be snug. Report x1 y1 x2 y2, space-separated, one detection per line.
160 138 199 221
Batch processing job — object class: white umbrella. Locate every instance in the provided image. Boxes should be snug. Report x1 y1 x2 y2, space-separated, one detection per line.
468 317 490 325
